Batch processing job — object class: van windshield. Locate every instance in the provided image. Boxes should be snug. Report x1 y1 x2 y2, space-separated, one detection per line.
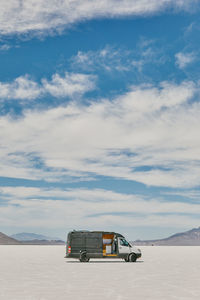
119 238 130 247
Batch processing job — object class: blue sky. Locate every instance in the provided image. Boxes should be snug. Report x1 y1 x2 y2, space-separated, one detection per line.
0 0 200 240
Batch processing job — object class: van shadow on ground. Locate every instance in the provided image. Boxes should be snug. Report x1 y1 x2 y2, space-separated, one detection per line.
66 260 144 263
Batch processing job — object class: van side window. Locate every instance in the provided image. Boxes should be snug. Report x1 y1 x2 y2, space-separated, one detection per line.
120 238 129 247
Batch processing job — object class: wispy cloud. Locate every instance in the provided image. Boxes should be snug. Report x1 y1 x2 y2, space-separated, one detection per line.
70 43 167 73
1 186 200 232
184 21 200 37
175 52 196 69
0 0 198 37
71 46 131 72
0 80 199 188
0 72 96 100
0 44 11 51
164 190 200 201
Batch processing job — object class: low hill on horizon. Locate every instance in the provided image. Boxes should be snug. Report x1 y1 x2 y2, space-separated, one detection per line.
3 227 200 246
0 232 65 245
11 232 62 241
21 239 65 245
133 227 200 246
0 232 22 245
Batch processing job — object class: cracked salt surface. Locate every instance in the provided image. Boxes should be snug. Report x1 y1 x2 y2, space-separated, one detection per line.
0 245 200 299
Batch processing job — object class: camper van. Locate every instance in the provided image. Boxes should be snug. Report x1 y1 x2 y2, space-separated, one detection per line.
65 230 141 262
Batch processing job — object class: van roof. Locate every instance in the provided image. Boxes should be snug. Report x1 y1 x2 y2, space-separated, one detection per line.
68 230 124 237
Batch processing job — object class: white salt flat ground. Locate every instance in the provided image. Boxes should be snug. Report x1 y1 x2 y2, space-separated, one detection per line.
0 246 200 300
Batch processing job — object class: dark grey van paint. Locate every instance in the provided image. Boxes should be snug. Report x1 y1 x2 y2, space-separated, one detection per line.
69 231 103 257
65 230 141 261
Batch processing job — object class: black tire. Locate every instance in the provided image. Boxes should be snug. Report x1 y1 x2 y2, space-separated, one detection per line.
129 253 137 262
79 252 90 262
124 256 129 262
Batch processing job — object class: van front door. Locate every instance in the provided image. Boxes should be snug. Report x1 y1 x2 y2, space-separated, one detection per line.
118 237 131 255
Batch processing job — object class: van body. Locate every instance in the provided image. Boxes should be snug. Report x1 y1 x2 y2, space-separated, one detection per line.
66 230 141 262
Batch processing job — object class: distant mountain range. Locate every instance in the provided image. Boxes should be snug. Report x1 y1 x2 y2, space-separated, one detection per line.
0 232 21 245
2 227 200 246
133 227 200 246
0 232 65 245
11 232 61 241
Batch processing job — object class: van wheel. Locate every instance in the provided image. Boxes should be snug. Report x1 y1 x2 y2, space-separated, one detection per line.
124 256 129 262
129 253 137 262
80 252 90 262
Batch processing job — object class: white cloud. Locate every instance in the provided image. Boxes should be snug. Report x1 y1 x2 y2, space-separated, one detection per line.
71 47 130 72
0 80 200 188
41 73 95 98
175 52 196 69
0 76 41 100
0 44 11 51
1 186 200 232
71 44 166 73
0 72 95 100
164 190 200 200
0 0 198 37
